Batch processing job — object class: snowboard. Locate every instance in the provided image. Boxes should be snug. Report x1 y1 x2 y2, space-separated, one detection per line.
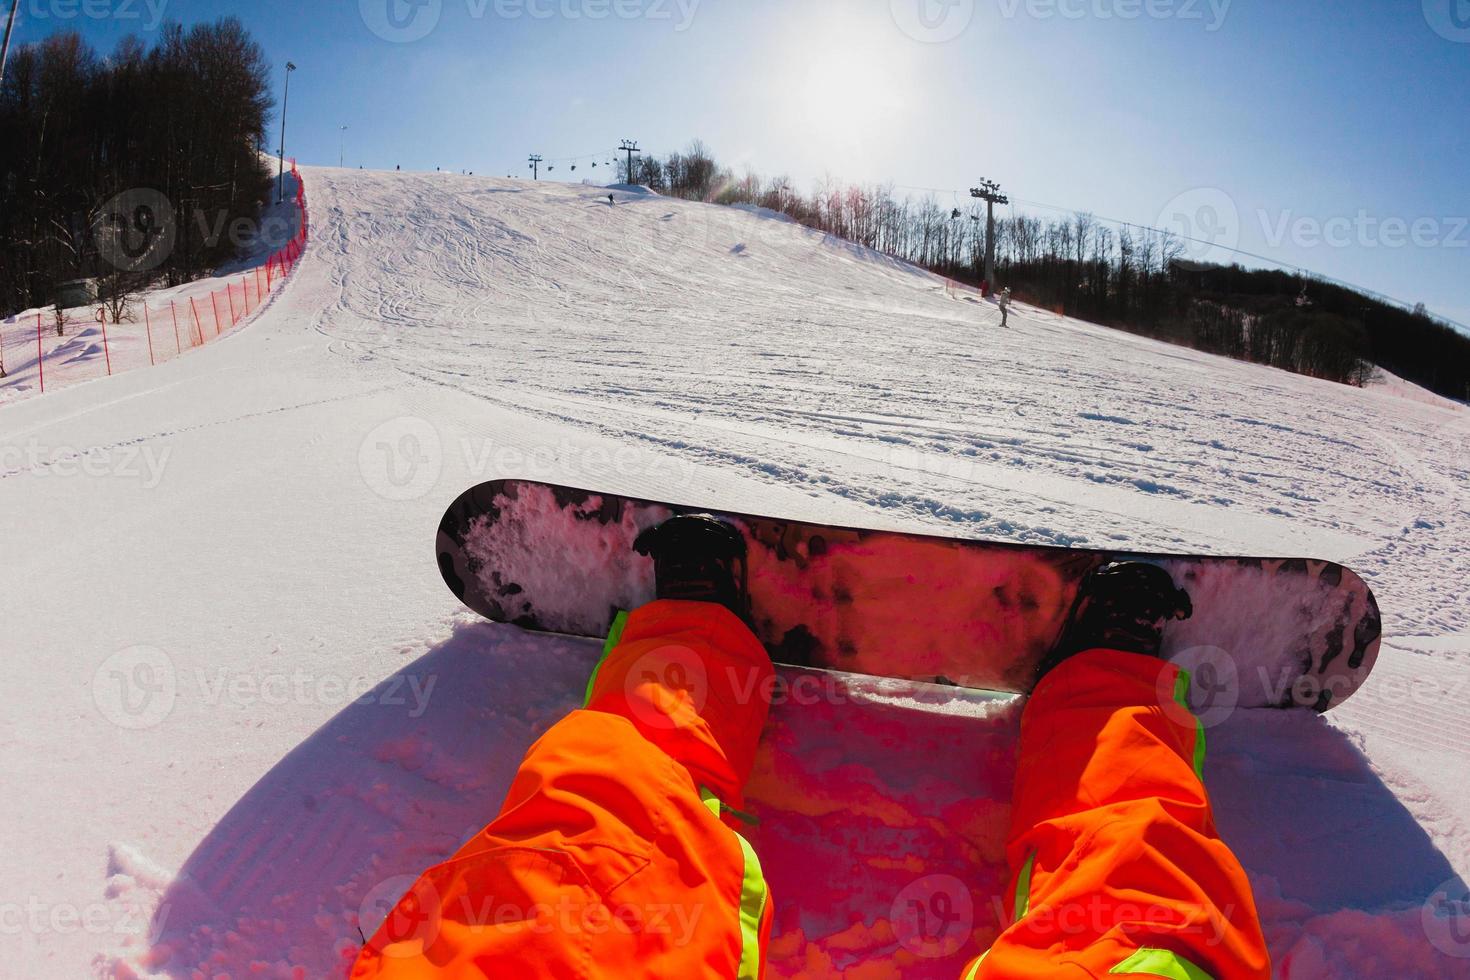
435 480 1382 713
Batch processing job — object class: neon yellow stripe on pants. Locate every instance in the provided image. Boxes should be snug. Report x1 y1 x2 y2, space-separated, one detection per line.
701 787 768 979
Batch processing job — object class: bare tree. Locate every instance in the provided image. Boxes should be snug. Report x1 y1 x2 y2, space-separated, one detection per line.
97 268 137 325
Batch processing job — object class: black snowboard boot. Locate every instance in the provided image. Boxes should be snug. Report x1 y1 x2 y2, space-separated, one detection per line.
634 515 750 622
1038 562 1193 679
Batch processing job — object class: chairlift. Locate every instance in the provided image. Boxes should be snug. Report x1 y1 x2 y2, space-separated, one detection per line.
951 208 962 220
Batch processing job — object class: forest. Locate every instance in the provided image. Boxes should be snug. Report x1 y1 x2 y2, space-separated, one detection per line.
0 18 274 320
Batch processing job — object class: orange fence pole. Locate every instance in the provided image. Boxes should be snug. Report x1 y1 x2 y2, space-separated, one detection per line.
211 291 224 337
189 297 205 346
144 305 156 366
98 308 113 376
170 301 182 353
36 312 44 393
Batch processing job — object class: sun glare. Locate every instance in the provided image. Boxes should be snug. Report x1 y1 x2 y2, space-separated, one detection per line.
794 39 909 153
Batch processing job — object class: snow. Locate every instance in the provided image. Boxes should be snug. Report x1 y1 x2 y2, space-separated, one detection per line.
2 165 1468 977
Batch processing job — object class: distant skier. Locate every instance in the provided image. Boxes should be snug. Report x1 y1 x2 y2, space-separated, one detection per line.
999 286 1013 328
608 193 616 206
352 522 1269 979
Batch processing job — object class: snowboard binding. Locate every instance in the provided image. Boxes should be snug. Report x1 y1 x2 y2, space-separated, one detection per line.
634 515 751 622
1040 562 1194 678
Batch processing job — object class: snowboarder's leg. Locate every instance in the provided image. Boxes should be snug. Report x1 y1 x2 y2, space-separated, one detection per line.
964 648 1270 979
350 599 775 979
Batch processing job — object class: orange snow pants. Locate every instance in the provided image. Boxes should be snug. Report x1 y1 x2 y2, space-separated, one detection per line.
964 648 1271 980
350 600 776 979
351 603 1269 980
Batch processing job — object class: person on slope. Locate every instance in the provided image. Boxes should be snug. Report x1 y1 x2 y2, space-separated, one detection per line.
999 287 1013 329
350 519 1270 980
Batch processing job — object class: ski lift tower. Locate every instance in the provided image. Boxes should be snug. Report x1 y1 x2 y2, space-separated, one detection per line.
971 179 1009 291
619 139 641 184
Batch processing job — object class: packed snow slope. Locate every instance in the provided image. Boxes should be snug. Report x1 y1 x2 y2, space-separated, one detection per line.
2 166 1468 978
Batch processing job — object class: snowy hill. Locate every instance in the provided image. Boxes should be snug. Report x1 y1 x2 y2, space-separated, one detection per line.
3 166 1468 977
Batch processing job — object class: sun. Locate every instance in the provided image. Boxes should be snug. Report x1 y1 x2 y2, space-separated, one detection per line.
794 43 910 149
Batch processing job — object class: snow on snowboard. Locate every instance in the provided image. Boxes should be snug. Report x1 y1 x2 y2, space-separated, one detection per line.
436 480 1382 712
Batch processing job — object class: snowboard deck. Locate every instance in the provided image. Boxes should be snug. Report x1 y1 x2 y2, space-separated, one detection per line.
436 480 1381 712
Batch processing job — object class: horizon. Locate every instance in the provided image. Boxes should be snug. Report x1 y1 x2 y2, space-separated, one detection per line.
5 0 1469 326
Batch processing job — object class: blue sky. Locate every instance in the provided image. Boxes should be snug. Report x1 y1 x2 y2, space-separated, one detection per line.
10 0 1470 324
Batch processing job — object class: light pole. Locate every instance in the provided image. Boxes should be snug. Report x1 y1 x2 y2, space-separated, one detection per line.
339 125 348 168
1 0 21 90
277 61 297 204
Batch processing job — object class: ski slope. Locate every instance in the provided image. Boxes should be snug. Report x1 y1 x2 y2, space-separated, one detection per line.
2 166 1468 978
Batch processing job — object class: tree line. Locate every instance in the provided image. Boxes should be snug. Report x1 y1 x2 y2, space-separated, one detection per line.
623 144 1470 399
0 18 274 320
